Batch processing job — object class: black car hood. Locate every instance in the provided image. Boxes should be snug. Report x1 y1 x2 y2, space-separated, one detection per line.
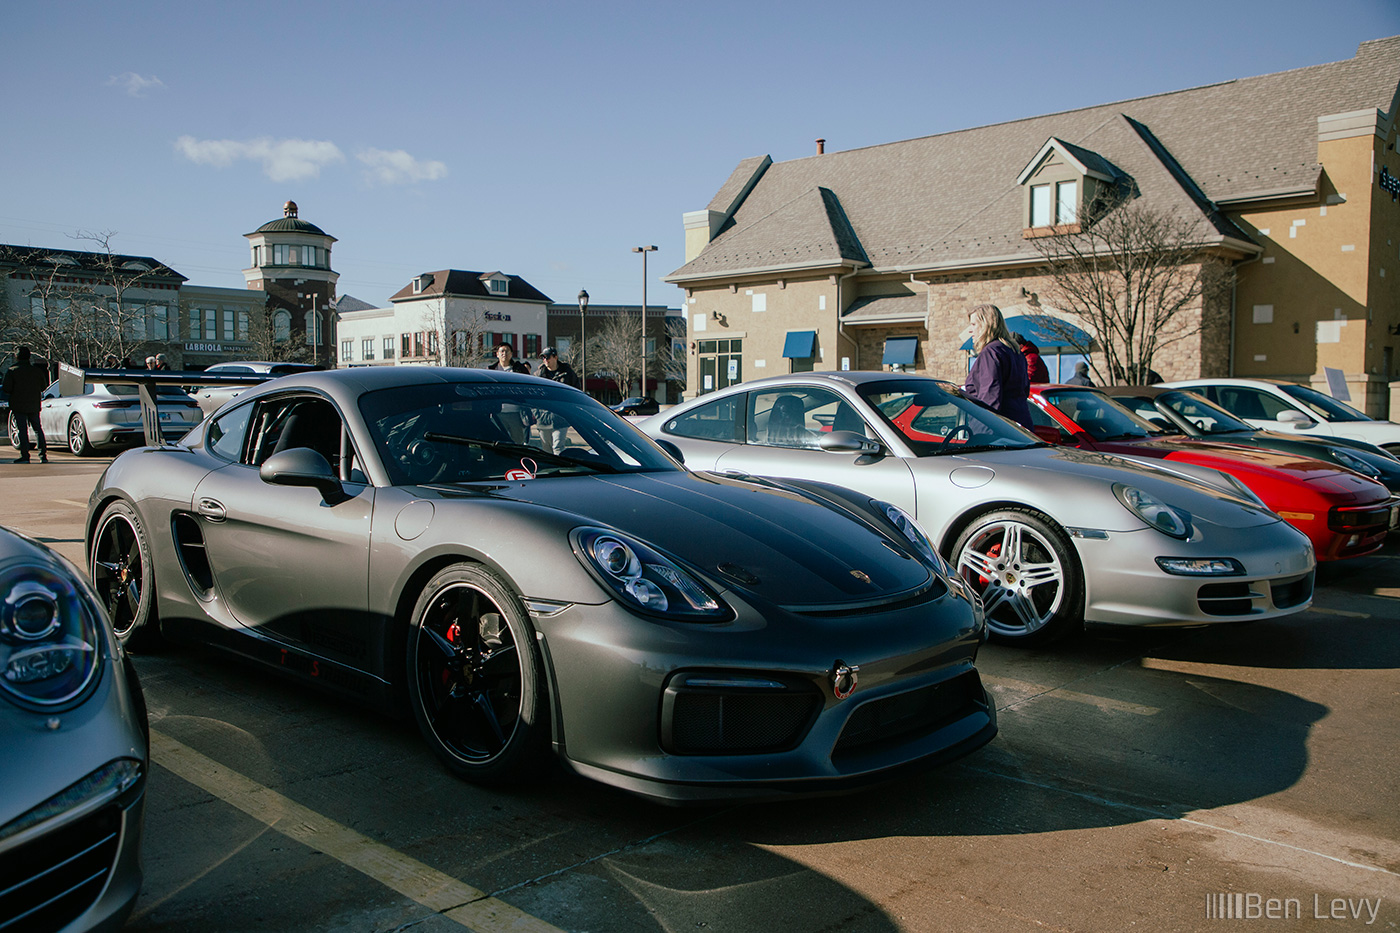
474 470 931 608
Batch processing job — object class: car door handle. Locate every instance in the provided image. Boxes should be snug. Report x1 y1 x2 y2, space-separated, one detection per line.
197 498 227 522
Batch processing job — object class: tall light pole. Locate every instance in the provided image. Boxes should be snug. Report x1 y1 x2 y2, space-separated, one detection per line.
632 245 657 397
577 288 589 397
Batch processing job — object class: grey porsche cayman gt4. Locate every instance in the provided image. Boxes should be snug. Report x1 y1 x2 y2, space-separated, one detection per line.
85 366 995 803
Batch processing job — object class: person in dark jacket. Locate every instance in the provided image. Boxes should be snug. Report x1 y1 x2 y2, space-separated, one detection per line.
962 305 1033 428
534 347 580 454
487 342 531 443
3 347 49 463
1016 334 1050 384
1065 361 1094 386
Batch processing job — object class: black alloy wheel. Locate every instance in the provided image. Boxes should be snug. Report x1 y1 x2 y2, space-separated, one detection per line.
407 563 549 782
91 500 159 646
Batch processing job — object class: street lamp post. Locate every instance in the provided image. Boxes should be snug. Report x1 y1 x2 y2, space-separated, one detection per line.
632 245 657 397
577 289 589 398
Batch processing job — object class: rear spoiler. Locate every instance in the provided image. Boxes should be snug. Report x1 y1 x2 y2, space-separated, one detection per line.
58 363 275 448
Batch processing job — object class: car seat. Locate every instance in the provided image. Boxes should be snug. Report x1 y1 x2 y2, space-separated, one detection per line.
765 395 813 447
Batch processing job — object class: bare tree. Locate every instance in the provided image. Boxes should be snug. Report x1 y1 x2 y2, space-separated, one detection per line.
653 316 687 394
587 312 643 399
419 300 492 368
0 235 160 368
241 302 310 362
1028 195 1234 384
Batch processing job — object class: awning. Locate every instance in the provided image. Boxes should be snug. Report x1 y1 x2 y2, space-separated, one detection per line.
882 336 918 366
959 314 1091 351
782 330 817 358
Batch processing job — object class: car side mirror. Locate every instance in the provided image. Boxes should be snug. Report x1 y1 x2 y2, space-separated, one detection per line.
260 448 347 503
819 430 882 455
655 438 685 464
1276 410 1313 426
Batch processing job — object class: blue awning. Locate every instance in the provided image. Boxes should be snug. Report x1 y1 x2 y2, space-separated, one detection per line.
782 330 817 358
882 336 918 365
959 314 1092 351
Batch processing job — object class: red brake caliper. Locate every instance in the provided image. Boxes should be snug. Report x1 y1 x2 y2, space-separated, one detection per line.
978 542 1002 588
441 621 461 686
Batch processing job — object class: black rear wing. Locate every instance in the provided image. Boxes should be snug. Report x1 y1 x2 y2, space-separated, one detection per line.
58 363 274 448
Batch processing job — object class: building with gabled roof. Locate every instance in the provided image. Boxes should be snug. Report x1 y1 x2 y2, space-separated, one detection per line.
670 36 1400 415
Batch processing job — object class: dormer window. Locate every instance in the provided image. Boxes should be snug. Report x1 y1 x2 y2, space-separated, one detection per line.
480 272 509 296
1018 138 1120 237
489 279 508 294
121 260 153 272
412 273 434 294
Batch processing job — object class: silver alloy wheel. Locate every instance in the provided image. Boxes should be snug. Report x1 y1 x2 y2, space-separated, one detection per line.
955 518 1066 638
68 415 92 456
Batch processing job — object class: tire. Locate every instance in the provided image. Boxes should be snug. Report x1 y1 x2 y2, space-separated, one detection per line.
68 415 93 456
407 563 550 783
90 500 160 647
951 508 1083 647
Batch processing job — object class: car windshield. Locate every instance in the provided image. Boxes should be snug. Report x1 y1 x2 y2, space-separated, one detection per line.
1043 389 1173 441
1157 391 1254 434
359 381 678 485
859 380 1041 455
1278 383 1372 422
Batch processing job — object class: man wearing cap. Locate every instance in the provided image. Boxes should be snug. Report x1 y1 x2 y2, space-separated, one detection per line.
534 347 579 453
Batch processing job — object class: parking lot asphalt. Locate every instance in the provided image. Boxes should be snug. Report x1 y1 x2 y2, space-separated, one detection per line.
3 451 1398 932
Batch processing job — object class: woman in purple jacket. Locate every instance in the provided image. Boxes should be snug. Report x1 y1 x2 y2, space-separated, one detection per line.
962 304 1034 428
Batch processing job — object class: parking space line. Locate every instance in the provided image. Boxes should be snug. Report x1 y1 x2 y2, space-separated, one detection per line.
149 730 566 933
1305 606 1371 619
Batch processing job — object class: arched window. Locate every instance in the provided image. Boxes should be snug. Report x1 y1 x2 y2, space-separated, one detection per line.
274 310 291 342
304 310 322 345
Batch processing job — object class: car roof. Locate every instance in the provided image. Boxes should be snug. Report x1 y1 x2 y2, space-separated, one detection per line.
227 365 567 411
1162 377 1300 389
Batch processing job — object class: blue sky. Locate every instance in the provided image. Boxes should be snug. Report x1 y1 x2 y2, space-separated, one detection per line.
3 1 1397 309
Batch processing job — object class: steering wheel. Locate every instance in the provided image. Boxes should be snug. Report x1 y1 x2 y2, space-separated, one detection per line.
400 436 448 483
943 424 972 443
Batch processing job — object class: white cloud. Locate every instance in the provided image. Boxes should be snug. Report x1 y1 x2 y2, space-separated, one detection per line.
109 72 165 97
356 148 448 186
175 136 346 182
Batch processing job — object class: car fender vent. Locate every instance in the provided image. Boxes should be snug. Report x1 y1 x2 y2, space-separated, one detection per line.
172 512 214 597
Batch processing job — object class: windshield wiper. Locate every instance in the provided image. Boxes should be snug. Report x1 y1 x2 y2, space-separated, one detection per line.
422 432 622 473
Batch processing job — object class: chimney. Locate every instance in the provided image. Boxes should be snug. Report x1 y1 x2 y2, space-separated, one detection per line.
816 138 826 155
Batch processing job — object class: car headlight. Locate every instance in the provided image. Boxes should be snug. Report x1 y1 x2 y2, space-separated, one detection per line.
876 501 950 575
1331 450 1382 478
1113 484 1192 539
1 564 101 707
572 528 731 622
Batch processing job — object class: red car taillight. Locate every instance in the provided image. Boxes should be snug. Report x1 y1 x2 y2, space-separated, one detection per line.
93 400 140 409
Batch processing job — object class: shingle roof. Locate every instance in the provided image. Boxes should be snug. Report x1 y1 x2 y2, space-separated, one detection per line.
0 243 186 282
388 270 553 304
671 36 1400 282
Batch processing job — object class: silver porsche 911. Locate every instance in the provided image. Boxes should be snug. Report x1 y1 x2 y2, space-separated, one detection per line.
84 366 996 803
1 526 148 932
643 372 1317 646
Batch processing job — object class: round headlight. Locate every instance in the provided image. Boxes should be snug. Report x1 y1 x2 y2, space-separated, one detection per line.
1113 484 1192 539
1 565 101 707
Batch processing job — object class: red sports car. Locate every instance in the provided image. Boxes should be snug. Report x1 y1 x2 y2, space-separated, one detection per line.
1028 385 1396 561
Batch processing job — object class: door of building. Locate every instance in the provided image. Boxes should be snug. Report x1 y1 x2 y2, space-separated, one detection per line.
698 338 742 395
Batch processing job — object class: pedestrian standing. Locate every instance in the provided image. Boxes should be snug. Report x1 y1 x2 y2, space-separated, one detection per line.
4 347 49 463
1065 361 1094 386
154 353 170 370
486 342 532 444
1016 334 1050 384
534 347 580 454
962 304 1034 428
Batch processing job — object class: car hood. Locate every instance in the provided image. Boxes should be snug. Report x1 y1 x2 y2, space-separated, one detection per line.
1110 438 1389 501
934 445 1282 530
467 470 933 608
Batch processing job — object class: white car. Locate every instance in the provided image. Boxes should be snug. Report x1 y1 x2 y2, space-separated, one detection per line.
16 380 203 455
1160 378 1400 456
191 361 321 417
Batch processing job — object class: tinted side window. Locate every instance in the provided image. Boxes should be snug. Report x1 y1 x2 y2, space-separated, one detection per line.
748 388 848 450
663 395 744 443
1217 387 1292 421
207 404 253 462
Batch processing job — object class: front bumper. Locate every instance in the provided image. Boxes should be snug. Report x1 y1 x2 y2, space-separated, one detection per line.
1075 519 1315 626
531 579 996 803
